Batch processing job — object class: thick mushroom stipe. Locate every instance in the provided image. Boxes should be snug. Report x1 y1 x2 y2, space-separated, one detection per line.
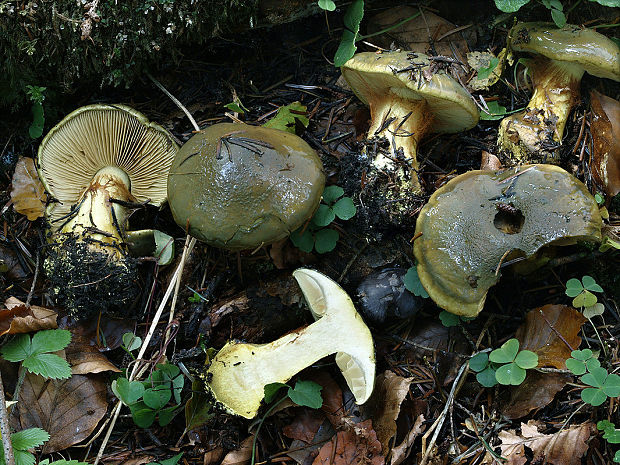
498 23 620 162
205 269 375 419
413 165 602 317
167 123 325 250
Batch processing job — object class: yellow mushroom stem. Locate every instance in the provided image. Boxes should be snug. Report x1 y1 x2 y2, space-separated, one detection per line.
60 166 134 255
368 96 432 193
498 56 584 162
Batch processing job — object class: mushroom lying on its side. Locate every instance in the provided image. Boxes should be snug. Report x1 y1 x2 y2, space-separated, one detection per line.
498 23 620 163
413 165 602 317
341 51 479 194
206 268 376 419
38 104 178 317
167 123 325 250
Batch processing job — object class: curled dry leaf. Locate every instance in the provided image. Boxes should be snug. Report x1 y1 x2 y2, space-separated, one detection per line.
0 297 57 336
366 371 414 453
515 304 585 369
501 371 571 419
10 156 47 221
220 436 253 465
12 371 107 453
590 90 620 197
498 420 594 465
312 419 384 465
283 409 325 444
480 150 502 171
65 336 120 374
390 414 425 465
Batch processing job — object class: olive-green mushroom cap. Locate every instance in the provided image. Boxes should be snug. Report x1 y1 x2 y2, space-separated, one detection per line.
167 123 325 250
413 165 602 317
341 51 479 134
509 22 620 81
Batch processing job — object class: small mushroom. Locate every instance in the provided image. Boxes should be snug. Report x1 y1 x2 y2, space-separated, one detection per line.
413 165 602 317
38 104 178 316
167 123 325 250
341 51 479 193
498 23 620 162
206 268 375 419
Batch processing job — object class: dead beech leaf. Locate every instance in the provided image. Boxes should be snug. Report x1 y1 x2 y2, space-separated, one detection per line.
308 371 344 426
390 414 425 465
0 245 28 281
480 151 502 171
501 371 571 419
66 336 120 374
10 157 47 220
366 371 413 453
590 90 620 197
283 409 325 443
515 305 585 369
220 436 253 465
499 421 593 465
313 420 384 465
0 297 57 336
12 371 107 453
66 315 135 351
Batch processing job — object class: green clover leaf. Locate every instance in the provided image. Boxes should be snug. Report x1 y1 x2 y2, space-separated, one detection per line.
489 339 520 364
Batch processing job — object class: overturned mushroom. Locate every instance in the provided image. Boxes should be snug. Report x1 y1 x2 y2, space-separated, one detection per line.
206 268 375 419
413 165 602 317
341 51 479 193
498 22 620 162
38 104 178 316
167 123 325 250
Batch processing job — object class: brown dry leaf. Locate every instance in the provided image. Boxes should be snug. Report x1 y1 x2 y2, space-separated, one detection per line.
119 457 154 465
499 421 593 465
283 409 325 443
220 436 253 465
269 238 316 270
12 371 108 453
515 305 585 369
66 336 120 374
0 297 57 336
309 371 344 426
366 371 413 453
501 371 571 419
313 420 384 465
66 315 135 351
480 151 502 171
590 90 620 197
10 157 47 220
390 414 425 465
0 245 28 281
203 447 224 465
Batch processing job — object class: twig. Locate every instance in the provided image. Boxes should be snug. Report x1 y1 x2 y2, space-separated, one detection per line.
0 370 15 465
25 252 40 307
146 72 200 132
166 235 191 343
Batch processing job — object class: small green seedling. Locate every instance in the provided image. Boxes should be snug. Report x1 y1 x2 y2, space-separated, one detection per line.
565 275 603 308
480 101 508 121
39 460 90 465
0 427 49 465
469 339 538 387
317 0 336 11
403 266 429 298
146 453 184 465
595 193 605 205
112 363 185 428
438 311 475 327
290 185 356 254
120 332 142 358
25 85 46 139
476 57 500 80
262 102 309 135
1 329 72 379
223 100 248 114
567 350 620 406
597 420 620 463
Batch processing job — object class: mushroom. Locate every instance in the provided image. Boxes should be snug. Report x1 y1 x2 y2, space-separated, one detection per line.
206 268 375 419
341 51 479 193
413 165 602 317
167 123 325 250
38 104 178 316
498 22 620 162
590 90 620 198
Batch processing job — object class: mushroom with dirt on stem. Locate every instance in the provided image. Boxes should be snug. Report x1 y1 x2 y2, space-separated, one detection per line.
497 22 620 163
340 51 479 194
205 268 376 419
37 104 179 317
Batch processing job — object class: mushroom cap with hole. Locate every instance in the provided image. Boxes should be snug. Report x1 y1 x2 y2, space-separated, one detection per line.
413 165 602 317
206 268 375 418
341 51 479 134
37 104 179 231
167 123 325 250
508 22 620 81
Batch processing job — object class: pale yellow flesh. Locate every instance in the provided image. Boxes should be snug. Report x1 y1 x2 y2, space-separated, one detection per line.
206 269 375 419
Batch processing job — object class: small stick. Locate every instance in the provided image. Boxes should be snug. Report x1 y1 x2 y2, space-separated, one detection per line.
0 371 15 465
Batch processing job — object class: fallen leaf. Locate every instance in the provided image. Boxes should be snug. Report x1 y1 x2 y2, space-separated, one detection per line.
283 409 325 443
390 414 425 465
12 371 108 453
65 315 135 351
590 90 620 197
313 419 384 465
119 457 153 465
366 371 413 453
203 447 224 465
65 336 120 374
184 379 214 432
10 157 47 220
308 371 344 426
220 436 253 465
499 421 594 465
501 371 571 419
515 305 586 369
269 238 316 270
0 298 57 336
480 151 502 171
0 245 28 281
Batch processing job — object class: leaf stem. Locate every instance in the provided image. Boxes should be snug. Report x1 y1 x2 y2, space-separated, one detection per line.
250 396 287 465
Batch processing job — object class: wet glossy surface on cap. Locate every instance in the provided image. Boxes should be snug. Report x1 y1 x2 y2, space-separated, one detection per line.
168 123 325 250
413 165 602 316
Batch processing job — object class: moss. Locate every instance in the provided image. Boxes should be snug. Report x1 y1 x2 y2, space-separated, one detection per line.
0 0 260 107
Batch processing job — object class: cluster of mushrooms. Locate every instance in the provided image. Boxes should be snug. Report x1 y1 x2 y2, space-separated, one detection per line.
35 21 617 419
